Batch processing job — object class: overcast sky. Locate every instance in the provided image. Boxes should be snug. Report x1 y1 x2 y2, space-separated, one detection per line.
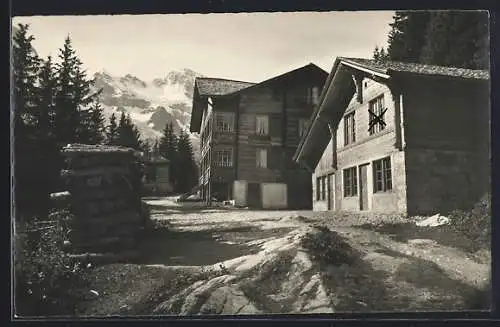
13 12 394 82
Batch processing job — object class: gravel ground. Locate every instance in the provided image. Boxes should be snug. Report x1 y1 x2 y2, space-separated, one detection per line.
65 197 491 316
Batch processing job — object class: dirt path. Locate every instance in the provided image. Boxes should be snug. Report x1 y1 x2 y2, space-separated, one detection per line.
75 198 491 315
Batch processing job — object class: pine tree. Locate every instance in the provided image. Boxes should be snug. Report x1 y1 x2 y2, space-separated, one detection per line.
158 123 178 187
420 11 489 69
106 113 119 145
373 46 380 60
373 46 390 61
379 47 389 61
418 12 453 67
115 112 145 151
80 96 106 145
12 24 43 219
72 59 97 140
54 36 79 147
386 11 431 62
33 56 59 208
175 130 198 193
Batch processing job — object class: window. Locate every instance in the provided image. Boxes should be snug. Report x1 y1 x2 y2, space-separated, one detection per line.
373 157 392 192
321 176 326 200
316 176 327 201
215 148 233 167
316 177 321 201
216 112 235 133
368 95 386 135
312 86 320 105
306 86 320 105
256 148 267 168
298 118 309 137
344 112 356 146
256 115 269 135
343 167 358 197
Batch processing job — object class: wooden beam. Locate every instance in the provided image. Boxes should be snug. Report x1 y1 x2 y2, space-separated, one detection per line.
351 73 364 104
389 84 404 150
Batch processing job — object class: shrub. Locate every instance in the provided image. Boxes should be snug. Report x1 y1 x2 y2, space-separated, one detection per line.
14 211 90 316
300 226 358 266
448 193 491 251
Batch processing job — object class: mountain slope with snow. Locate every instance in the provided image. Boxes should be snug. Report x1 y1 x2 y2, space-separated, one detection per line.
92 68 202 158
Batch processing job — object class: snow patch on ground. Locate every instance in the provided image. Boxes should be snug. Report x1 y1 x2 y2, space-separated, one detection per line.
415 214 450 227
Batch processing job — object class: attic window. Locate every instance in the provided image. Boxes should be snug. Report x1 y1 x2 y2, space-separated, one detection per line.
364 81 368 88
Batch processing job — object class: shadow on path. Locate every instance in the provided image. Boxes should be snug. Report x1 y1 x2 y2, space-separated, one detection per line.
358 222 477 253
135 228 258 266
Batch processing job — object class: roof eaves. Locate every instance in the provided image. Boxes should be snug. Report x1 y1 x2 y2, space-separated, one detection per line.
294 59 341 163
339 59 392 79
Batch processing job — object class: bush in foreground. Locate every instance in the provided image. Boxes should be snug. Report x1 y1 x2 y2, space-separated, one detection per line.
448 193 491 251
14 212 90 316
300 226 358 266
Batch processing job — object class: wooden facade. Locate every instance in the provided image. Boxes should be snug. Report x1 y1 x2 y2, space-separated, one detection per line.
191 64 328 208
143 154 173 196
295 57 490 216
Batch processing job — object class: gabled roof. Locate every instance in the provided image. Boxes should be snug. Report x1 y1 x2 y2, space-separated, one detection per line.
195 77 256 97
189 64 328 133
190 77 255 133
225 63 328 96
339 57 490 80
293 57 490 169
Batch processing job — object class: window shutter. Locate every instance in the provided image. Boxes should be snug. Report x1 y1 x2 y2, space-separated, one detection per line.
270 114 282 138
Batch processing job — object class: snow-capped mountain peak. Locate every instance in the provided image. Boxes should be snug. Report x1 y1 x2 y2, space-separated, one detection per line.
92 68 203 159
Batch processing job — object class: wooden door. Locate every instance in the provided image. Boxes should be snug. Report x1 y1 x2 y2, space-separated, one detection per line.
247 182 261 208
359 164 369 211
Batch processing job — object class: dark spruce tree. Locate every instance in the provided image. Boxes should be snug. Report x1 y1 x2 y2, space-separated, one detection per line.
115 112 146 151
80 95 106 145
105 113 119 145
158 122 179 188
54 36 80 147
33 56 60 213
12 24 43 219
386 11 431 62
175 130 199 194
420 11 490 69
373 46 390 61
52 36 101 190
